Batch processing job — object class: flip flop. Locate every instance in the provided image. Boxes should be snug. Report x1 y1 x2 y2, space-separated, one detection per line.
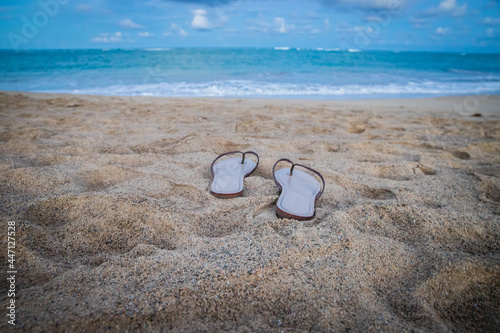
273 159 325 220
210 151 259 198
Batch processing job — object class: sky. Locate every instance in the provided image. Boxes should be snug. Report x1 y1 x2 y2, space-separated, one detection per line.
0 0 499 52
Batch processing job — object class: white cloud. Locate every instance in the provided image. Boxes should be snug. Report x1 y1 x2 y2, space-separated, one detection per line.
247 15 293 34
364 15 384 23
304 25 321 34
276 17 293 33
424 0 467 17
410 17 428 29
91 32 123 43
439 0 456 11
435 27 450 35
177 26 188 37
119 18 144 29
322 0 408 10
481 17 500 25
164 24 188 37
192 9 212 30
336 22 365 33
275 17 287 33
324 18 331 31
487 28 495 38
247 18 271 33
137 32 153 37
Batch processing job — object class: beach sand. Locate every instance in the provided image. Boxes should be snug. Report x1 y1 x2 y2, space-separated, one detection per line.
0 91 499 332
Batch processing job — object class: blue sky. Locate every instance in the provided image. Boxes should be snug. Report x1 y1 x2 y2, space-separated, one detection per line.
1 0 499 52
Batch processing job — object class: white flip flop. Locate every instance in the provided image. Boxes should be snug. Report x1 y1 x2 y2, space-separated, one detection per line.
273 158 325 220
210 151 259 198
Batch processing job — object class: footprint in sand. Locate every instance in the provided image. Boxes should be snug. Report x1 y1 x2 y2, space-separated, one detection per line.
451 150 470 160
347 204 427 245
194 203 251 238
479 176 500 202
160 182 209 211
358 186 396 200
362 164 416 181
131 134 198 154
78 165 142 191
417 164 436 175
23 196 180 269
327 174 396 200
236 120 285 136
132 135 250 155
346 124 366 134
366 162 436 180
417 262 498 332
47 97 84 108
266 217 297 237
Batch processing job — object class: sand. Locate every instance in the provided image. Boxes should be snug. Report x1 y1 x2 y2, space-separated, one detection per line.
0 91 499 332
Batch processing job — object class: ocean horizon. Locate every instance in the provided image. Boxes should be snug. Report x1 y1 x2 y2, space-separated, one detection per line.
1 47 500 99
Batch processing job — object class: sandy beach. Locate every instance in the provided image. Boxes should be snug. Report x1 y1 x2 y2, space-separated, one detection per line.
0 91 499 332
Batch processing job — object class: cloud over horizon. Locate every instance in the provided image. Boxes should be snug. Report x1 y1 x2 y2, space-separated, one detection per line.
119 19 145 29
191 9 212 29
0 0 499 52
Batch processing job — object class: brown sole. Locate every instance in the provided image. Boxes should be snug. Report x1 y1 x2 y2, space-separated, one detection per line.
275 206 315 221
210 190 243 199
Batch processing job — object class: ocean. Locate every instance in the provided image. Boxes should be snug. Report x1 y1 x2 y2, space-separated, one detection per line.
1 48 499 99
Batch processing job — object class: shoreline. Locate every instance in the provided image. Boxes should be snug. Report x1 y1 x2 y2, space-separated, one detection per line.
2 90 500 116
0 90 498 331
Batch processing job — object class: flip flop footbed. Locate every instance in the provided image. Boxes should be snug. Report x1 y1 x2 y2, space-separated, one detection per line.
275 168 321 219
211 158 256 196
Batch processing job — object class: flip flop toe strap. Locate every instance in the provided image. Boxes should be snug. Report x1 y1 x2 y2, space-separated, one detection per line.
210 151 259 178
272 158 325 200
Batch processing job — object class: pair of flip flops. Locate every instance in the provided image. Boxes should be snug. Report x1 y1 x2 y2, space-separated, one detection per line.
210 151 325 221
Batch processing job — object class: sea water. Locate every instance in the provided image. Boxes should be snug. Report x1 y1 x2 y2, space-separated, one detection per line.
1 48 499 99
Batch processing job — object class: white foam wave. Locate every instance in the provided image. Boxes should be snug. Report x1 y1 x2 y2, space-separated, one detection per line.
43 79 500 99
144 48 170 51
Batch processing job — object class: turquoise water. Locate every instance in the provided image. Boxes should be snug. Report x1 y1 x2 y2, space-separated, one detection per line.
1 48 499 99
